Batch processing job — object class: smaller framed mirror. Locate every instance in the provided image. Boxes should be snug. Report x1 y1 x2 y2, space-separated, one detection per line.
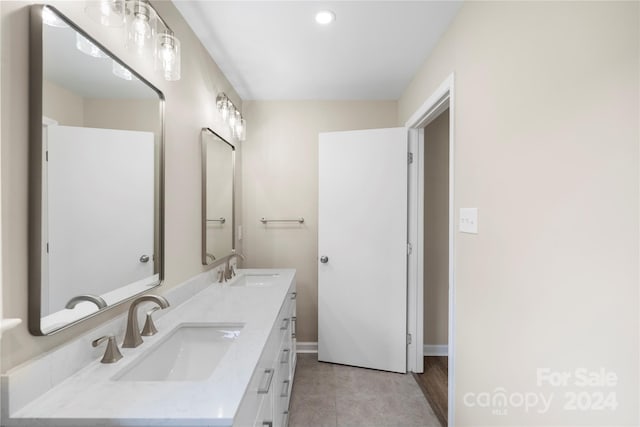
201 128 235 265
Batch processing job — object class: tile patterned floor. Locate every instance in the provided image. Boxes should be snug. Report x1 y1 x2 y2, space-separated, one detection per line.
289 354 440 427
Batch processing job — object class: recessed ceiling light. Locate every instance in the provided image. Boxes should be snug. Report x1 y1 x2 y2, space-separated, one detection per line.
315 10 336 25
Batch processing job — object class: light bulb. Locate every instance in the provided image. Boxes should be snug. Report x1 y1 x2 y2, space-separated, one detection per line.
156 32 180 81
85 0 125 27
128 1 153 51
238 118 246 141
220 99 230 122
235 115 244 139
228 108 237 128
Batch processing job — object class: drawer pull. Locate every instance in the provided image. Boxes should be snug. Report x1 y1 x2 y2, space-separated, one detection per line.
280 379 290 398
280 318 290 330
291 316 296 338
290 292 297 300
280 348 290 364
258 368 275 394
262 422 273 427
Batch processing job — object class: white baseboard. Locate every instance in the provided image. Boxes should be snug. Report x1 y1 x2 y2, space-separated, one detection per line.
424 344 448 356
296 341 318 353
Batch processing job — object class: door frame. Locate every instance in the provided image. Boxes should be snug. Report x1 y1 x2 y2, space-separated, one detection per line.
405 73 455 426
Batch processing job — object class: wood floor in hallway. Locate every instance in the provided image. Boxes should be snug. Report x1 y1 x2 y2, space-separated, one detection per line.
412 357 448 427
289 353 440 427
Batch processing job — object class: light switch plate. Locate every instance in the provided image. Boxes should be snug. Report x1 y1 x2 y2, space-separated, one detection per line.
459 208 478 234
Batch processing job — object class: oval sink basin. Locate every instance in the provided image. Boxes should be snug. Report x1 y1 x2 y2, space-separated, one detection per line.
230 274 279 287
114 323 243 382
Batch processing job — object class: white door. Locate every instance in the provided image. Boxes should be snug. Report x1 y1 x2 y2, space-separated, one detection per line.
46 125 155 314
318 127 408 373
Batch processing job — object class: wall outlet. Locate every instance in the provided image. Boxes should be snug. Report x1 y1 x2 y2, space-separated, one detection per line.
459 208 478 234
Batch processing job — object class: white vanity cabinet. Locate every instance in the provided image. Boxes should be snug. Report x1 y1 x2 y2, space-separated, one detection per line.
234 284 297 427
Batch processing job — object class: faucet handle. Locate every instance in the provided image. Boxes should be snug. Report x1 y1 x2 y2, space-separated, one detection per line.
92 335 123 364
141 306 161 336
229 265 236 277
217 269 225 283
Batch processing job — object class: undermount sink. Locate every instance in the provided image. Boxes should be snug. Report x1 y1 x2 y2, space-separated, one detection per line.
114 323 243 382
230 273 279 287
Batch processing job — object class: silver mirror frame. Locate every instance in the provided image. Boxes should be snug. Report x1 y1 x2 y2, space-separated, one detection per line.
28 5 165 336
201 127 235 268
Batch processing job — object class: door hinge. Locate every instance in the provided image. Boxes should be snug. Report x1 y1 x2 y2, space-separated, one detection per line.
407 333 412 345
407 242 412 255
408 152 414 164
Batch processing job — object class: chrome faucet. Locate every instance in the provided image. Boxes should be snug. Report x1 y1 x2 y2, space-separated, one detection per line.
225 252 245 280
65 294 107 310
122 295 170 348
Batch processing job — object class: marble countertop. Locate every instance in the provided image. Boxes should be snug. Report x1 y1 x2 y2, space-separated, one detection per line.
3 269 296 427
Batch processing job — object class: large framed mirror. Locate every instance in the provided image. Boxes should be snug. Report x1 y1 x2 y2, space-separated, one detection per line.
29 5 165 335
201 128 235 266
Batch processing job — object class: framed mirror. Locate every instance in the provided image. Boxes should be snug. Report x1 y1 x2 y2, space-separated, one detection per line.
201 128 235 266
29 5 165 335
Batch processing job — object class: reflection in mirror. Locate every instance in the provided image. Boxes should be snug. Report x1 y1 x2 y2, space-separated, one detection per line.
201 128 235 265
29 5 164 335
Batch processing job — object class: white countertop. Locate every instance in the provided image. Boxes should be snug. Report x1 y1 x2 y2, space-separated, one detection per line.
2 269 296 427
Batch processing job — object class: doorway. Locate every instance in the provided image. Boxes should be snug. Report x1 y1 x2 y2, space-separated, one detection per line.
405 73 455 426
414 109 450 427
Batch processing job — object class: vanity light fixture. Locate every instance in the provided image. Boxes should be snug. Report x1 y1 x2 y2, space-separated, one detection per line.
315 10 336 25
216 93 246 141
85 0 126 28
82 0 181 81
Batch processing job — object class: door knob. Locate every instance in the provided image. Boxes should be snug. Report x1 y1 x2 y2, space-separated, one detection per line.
139 255 150 263
320 256 329 264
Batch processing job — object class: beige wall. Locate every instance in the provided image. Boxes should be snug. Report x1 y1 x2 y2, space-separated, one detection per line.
242 101 397 343
423 110 449 346
43 80 84 126
84 98 159 134
399 1 639 425
0 0 242 372
43 81 158 132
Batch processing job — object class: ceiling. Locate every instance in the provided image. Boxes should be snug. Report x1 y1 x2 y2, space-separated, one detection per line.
173 1 462 100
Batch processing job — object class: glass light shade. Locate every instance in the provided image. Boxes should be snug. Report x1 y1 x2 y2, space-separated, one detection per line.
237 118 246 141
112 60 134 80
220 98 230 122
76 33 109 58
155 32 181 81
85 0 125 27
43 6 69 28
228 107 238 128
125 0 156 53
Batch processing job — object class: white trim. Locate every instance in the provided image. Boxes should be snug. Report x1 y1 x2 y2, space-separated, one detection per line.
405 74 454 129
423 344 448 357
407 128 423 373
405 72 456 427
296 341 318 353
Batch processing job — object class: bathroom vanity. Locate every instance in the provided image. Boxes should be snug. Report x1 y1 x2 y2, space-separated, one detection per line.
1 269 296 427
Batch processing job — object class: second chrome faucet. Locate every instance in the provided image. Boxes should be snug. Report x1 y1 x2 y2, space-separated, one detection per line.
122 295 170 348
